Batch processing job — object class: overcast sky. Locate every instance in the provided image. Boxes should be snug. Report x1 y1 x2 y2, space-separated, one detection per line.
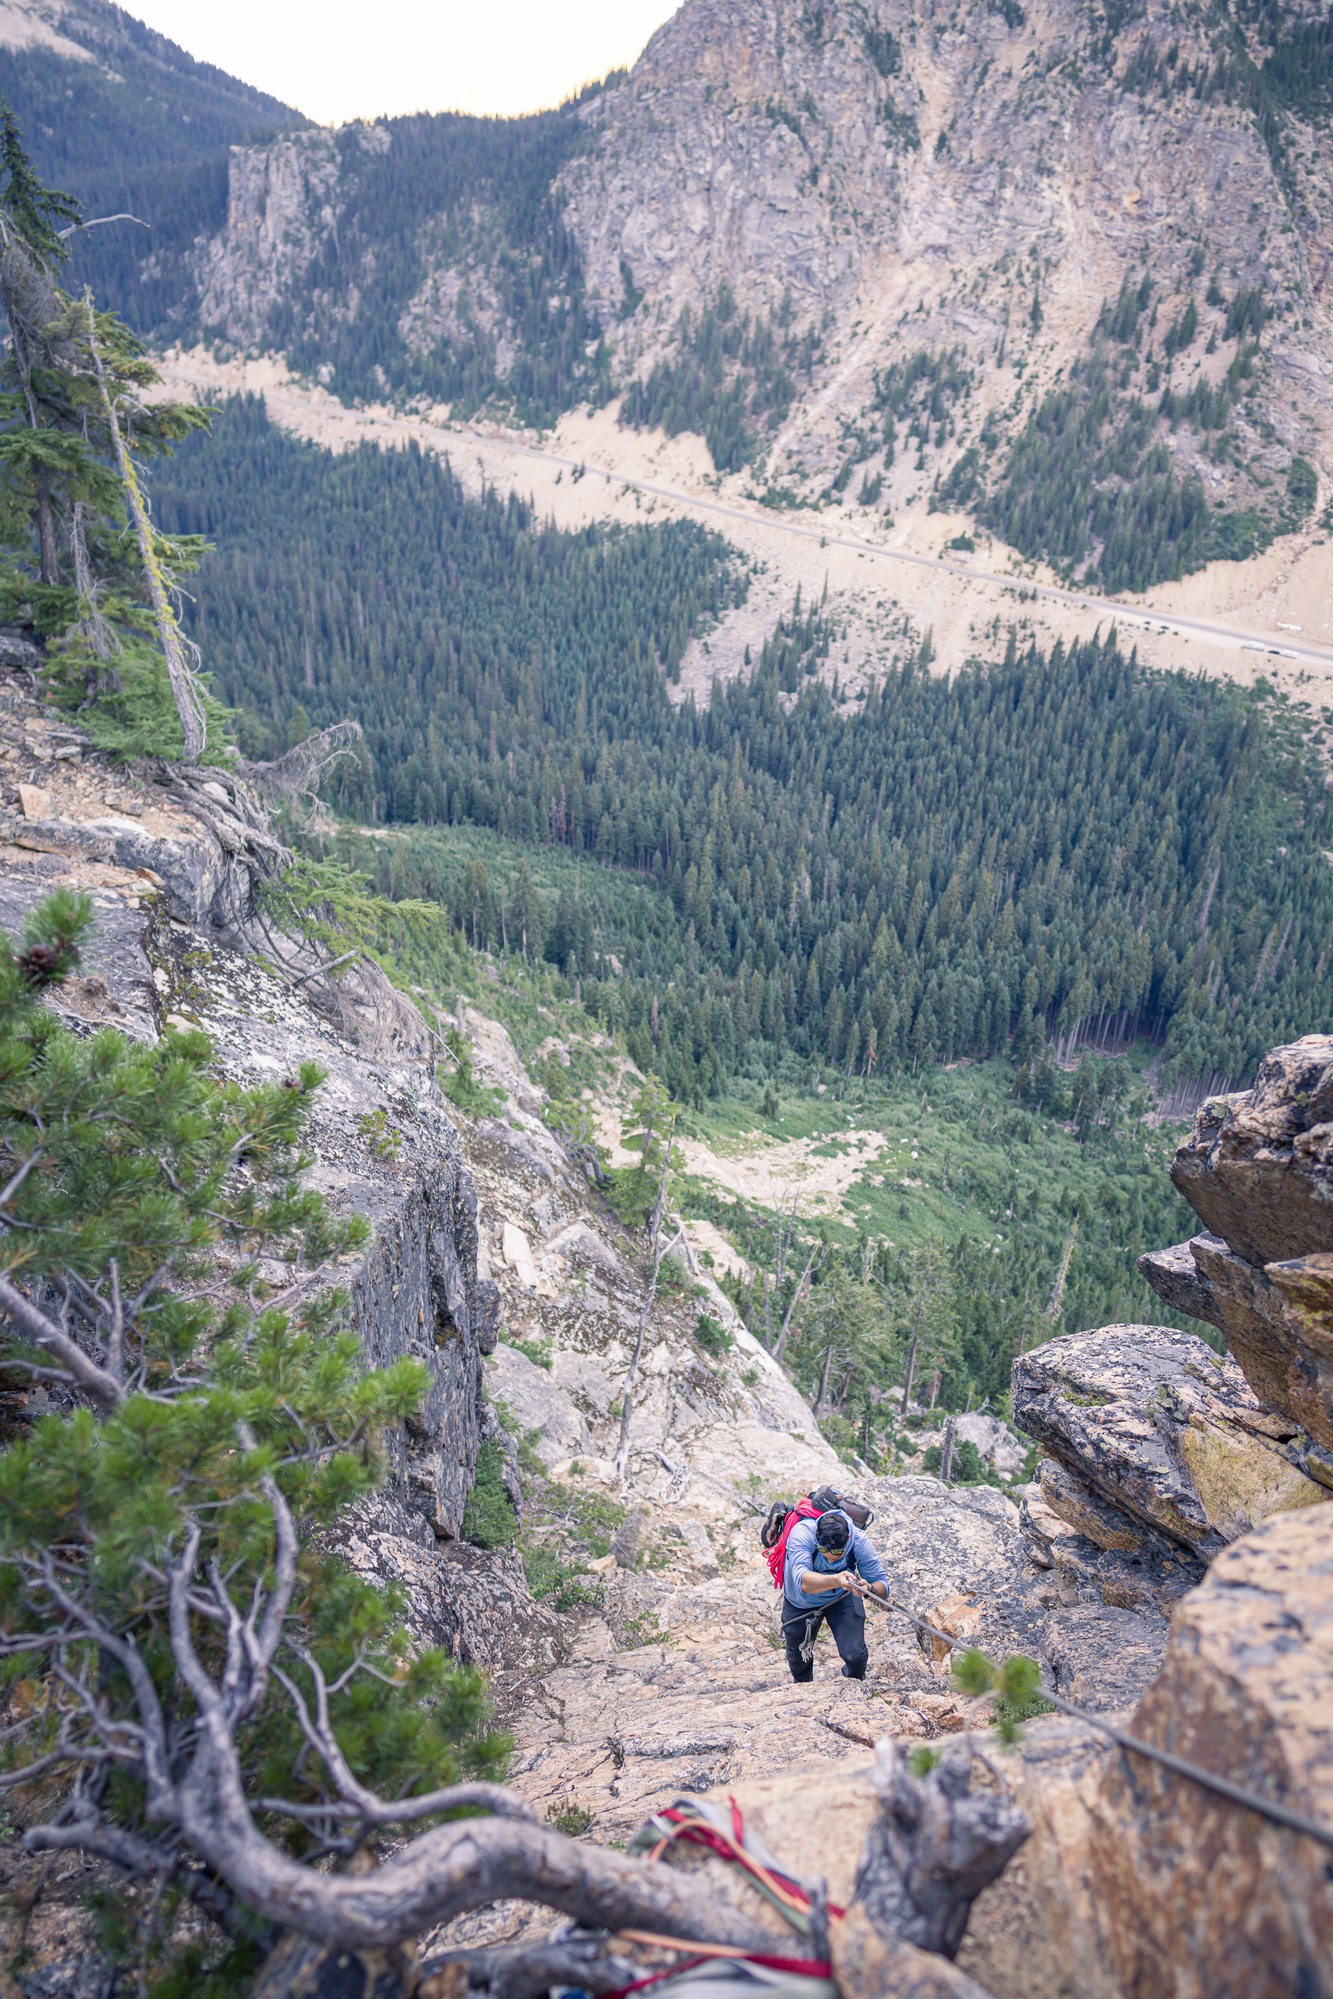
125 1 683 124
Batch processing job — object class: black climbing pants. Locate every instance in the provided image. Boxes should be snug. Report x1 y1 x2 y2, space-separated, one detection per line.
781 1591 868 1682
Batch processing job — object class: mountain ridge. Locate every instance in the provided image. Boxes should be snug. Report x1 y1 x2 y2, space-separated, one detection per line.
150 1 1333 599
6 0 1332 599
0 0 305 335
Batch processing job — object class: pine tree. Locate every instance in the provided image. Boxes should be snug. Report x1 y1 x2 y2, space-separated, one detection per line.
0 893 734 1961
0 108 213 756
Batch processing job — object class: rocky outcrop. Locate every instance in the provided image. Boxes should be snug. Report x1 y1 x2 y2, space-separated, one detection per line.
0 671 522 1643
1087 1507 1333 1999
833 1912 998 1999
1015 1042 1333 1571
1141 1036 1333 1455
1012 1324 1328 1558
330 1498 564 1675
1141 1231 1333 1465
1168 1037 1333 1266
195 127 371 352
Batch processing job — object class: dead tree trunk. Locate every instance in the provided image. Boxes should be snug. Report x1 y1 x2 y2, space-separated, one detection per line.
82 295 207 761
900 1310 922 1418
773 1241 823 1362
851 1741 1030 1959
812 1338 836 1417
764 1196 796 1351
614 1119 678 1490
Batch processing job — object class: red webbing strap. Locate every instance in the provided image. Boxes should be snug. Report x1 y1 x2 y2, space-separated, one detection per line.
650 1805 845 1920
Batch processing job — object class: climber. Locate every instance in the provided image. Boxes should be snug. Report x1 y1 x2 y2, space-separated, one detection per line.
781 1506 888 1683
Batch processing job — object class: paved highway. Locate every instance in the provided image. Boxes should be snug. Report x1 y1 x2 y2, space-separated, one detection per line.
441 418 1333 673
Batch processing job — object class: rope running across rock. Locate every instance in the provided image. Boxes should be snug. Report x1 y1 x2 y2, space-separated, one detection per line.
850 1587 1333 1855
726 1478 1333 1850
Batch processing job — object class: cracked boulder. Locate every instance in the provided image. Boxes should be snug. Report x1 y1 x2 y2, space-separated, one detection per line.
329 1496 564 1675
1012 1325 1329 1558
1141 1232 1333 1459
1088 1508 1333 1999
1137 1035 1333 1455
1169 1035 1333 1266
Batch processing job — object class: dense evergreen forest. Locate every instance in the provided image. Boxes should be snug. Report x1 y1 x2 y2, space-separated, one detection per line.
0 6 301 337
156 399 1333 1103
969 273 1314 594
621 285 823 473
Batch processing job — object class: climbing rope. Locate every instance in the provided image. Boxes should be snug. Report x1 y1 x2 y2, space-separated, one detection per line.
849 1586 1333 1856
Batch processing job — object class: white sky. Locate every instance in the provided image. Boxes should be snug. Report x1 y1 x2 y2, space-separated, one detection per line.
124 1 684 125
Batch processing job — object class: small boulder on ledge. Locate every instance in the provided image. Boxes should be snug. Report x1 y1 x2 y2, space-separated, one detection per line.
1012 1323 1329 1556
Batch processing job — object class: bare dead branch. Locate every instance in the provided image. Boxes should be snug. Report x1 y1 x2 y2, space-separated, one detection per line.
58 214 149 240
0 1272 122 1411
421 1936 645 1999
31 1559 174 1810
0 1147 44 1212
80 294 208 761
158 1807 780 1955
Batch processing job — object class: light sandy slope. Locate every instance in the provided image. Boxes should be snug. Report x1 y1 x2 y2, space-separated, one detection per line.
155 347 1333 713
592 1075 887 1222
0 0 95 62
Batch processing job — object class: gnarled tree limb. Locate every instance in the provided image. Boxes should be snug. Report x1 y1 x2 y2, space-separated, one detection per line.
852 1741 1031 1959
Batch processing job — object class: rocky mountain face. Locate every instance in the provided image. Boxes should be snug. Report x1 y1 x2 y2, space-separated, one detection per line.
0 655 1329 1998
0 652 496 1606
175 0 1333 574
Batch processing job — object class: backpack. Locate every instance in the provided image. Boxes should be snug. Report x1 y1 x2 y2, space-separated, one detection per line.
760 1485 875 1588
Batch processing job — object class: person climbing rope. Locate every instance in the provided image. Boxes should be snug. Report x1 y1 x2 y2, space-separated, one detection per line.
781 1504 888 1683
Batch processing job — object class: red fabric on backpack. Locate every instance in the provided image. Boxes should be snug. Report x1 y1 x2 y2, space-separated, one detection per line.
764 1495 822 1590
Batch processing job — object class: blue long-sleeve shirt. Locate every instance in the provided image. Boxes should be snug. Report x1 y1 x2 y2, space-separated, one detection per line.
782 1512 888 1610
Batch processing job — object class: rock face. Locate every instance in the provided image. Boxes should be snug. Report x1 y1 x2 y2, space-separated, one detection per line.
1012 1324 1328 1558
1015 1039 1333 1576
0 671 547 1654
1168 1036 1333 1267
182 0 1331 510
1141 1036 1333 1455
988 1039 1333 1992
330 1498 565 1675
195 129 346 350
1088 1508 1333 1999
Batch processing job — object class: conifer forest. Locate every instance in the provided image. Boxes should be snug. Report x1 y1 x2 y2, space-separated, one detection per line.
155 397 1333 1105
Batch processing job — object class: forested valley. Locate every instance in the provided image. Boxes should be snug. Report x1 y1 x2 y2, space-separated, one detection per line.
157 397 1333 1108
